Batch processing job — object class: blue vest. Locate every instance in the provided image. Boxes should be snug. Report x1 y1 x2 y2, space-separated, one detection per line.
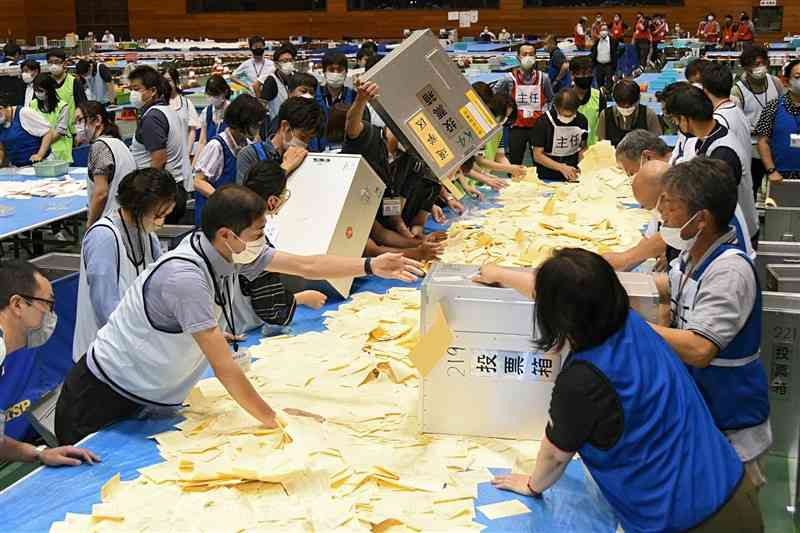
672 244 770 431
313 85 357 152
205 106 227 141
0 107 45 166
194 136 237 227
570 310 744 533
770 94 800 172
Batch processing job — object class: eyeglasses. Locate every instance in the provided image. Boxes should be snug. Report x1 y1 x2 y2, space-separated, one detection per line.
20 295 55 312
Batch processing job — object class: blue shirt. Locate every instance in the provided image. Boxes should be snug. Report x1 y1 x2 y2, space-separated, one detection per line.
548 48 572 93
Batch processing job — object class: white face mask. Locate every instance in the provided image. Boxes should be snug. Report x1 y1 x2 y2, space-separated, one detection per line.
27 309 57 348
617 105 637 117
49 64 64 77
279 62 295 76
659 212 701 251
129 90 145 109
299 92 314 99
750 66 768 79
21 72 34 84
209 95 226 109
227 234 266 265
325 72 346 88
600 30 609 38
34 90 46 101
520 56 536 70
75 123 87 144
558 113 575 124
791 78 800 96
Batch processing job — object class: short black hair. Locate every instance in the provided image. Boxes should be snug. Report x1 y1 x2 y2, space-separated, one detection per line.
21 59 39 73
224 94 266 132
785 60 800 79
116 168 178 221
663 156 738 231
684 58 708 81
325 102 349 143
360 41 379 55
739 45 768 68
32 73 60 112
700 62 733 99
612 79 641 107
471 81 493 104
78 101 120 139
244 160 287 200
568 55 593 75
248 36 265 48
273 42 297 61
75 59 91 76
0 261 45 311
288 72 318 93
656 81 692 103
205 74 232 99
3 43 21 59
665 85 713 121
276 96 325 135
322 51 348 72
535 248 630 353
46 48 67 62
201 184 267 241
554 88 579 113
160 64 182 98
364 55 383 71
129 65 170 100
356 48 374 62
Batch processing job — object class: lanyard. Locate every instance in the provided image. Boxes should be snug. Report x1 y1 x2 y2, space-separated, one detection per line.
744 79 769 110
190 233 238 351
253 60 265 79
118 210 146 276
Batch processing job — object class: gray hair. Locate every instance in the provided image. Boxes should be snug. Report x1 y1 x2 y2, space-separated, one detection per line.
615 130 670 162
662 156 737 232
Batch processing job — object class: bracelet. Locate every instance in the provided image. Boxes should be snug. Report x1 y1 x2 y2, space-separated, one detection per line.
364 257 373 276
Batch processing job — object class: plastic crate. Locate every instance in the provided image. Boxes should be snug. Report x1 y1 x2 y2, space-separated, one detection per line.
33 160 68 178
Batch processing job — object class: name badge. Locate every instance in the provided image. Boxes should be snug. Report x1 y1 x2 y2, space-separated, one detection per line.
382 197 402 217
791 134 800 149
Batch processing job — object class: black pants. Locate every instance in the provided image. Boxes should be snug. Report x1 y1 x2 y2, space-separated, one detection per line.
751 158 766 201
595 63 614 93
55 356 141 445
165 184 188 225
507 127 537 166
635 39 651 68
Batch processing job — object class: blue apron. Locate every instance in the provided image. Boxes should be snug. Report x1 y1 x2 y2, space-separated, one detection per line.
770 94 800 172
254 138 281 162
570 310 744 532
205 105 227 141
194 136 237 227
313 85 357 152
0 107 46 166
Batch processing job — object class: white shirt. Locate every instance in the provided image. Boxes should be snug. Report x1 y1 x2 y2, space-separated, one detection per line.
597 37 611 64
233 58 275 86
102 33 115 44
4 106 52 137
24 85 33 107
170 95 201 130
194 129 240 182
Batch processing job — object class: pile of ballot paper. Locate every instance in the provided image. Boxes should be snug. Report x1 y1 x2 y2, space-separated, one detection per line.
50 288 541 533
441 142 649 269
0 177 87 199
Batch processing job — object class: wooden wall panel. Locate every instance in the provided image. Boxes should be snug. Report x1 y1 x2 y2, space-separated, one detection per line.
23 0 77 41
0 0 28 42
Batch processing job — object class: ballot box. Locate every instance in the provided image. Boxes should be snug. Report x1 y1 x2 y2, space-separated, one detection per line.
767 265 800 293
755 241 800 288
764 180 800 242
360 29 502 180
265 154 385 298
419 263 660 440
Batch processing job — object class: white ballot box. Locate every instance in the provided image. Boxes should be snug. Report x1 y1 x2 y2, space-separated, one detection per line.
266 154 385 297
419 263 660 440
360 29 502 180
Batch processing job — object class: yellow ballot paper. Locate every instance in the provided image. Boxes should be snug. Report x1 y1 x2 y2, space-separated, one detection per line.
408 304 453 377
477 499 532 520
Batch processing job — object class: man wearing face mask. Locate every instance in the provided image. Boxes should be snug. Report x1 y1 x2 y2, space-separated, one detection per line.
568 56 604 147
666 84 759 250
590 24 620 93
494 43 554 166
532 89 588 182
20 59 40 107
260 43 298 123
45 49 87 133
54 185 424 445
755 60 800 183
194 95 269 227
597 80 661 146
233 36 275 96
650 157 771 492
0 261 100 467
315 52 365 153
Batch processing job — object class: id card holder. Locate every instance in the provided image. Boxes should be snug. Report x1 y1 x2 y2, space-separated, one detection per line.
791 134 800 149
233 349 252 373
382 197 402 217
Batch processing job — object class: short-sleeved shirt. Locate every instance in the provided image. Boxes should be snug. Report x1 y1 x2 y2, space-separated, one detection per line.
754 95 800 179
171 95 201 131
548 49 571 92
194 129 241 183
532 109 589 180
135 102 170 152
88 139 115 182
234 58 275 86
236 139 281 184
17 106 53 137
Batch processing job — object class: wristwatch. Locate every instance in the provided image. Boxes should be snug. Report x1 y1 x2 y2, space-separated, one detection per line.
363 257 373 276
766 167 777 175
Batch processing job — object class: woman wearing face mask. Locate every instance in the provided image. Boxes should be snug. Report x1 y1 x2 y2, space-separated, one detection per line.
128 65 190 224
574 17 588 51
30 74 73 163
74 168 177 362
755 59 800 183
532 88 588 182
568 55 603 147
196 75 232 158
0 261 101 467
314 51 359 152
194 95 267 227
260 42 298 122
474 248 763 533
700 13 721 50
721 15 736 51
162 66 201 176
20 59 40 107
732 46 785 135
610 14 625 42
632 13 652 69
598 79 661 146
76 101 136 226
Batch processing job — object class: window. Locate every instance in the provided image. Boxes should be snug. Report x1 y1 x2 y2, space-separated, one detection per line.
753 7 782 33
187 0 325 12
348 0 498 10
524 0 681 6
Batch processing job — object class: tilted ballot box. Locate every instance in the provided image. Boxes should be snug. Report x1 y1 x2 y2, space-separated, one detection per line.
419 263 660 440
359 29 502 180
265 154 385 298
764 179 800 242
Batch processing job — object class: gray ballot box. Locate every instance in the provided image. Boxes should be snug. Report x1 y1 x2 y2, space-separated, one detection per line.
359 29 502 180
764 180 800 242
755 241 800 288
419 263 660 440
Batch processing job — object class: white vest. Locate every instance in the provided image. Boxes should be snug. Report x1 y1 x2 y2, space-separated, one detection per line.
131 104 190 187
227 277 264 334
74 214 158 361
88 233 224 406
265 73 289 120
736 76 780 130
545 110 585 158
87 136 137 219
713 102 753 160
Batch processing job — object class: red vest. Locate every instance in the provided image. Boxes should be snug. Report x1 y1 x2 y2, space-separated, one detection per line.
511 69 544 128
633 21 651 41
575 24 587 48
723 25 736 44
703 21 720 43
611 21 625 40
652 22 667 43
737 23 753 42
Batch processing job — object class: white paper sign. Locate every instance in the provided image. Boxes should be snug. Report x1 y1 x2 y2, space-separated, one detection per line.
470 10 479 23
448 11 459 21
459 13 471 29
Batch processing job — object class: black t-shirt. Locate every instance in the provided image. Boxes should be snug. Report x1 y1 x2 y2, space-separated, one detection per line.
546 359 624 452
694 122 743 186
532 110 589 181
343 124 392 191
